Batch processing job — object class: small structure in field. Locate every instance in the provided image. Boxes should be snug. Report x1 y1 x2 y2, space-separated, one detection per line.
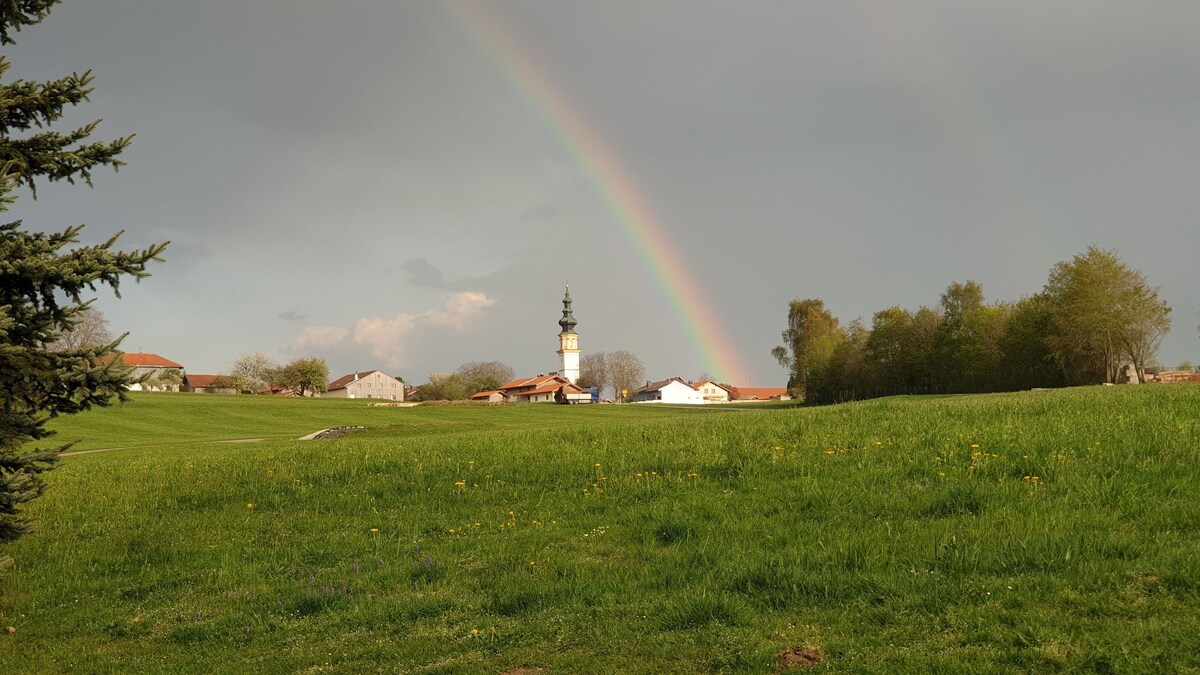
183 374 237 394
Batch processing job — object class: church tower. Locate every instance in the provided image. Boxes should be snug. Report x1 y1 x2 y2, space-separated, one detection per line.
557 285 580 384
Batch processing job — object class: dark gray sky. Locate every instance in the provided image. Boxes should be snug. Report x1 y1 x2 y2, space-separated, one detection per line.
8 1 1199 384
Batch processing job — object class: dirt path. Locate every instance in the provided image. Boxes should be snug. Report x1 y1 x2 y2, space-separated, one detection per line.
62 437 269 457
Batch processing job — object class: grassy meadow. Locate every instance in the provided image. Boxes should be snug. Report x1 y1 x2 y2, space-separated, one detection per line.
1 387 1199 672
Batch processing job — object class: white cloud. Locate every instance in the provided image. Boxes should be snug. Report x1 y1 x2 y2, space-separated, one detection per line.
289 325 350 351
421 291 497 329
289 292 497 370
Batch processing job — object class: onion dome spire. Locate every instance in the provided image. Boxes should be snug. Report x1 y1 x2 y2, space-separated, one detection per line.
558 284 577 334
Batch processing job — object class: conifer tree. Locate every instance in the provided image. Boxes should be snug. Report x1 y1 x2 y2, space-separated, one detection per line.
0 1 167 557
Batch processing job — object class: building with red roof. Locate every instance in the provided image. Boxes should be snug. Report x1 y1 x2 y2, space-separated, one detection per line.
106 352 184 391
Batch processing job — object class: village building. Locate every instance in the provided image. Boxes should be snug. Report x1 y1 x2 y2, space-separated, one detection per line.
557 286 580 384
693 380 732 403
481 374 583 403
470 287 591 403
324 370 405 401
728 386 790 401
463 287 792 404
114 353 185 391
631 377 704 404
182 374 237 394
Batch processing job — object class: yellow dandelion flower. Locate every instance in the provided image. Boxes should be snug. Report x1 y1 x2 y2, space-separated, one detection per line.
370 528 379 533
824 450 835 456
971 444 980 448
246 502 254 509
454 480 466 487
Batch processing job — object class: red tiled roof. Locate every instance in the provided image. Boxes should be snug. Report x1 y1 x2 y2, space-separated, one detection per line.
184 374 227 388
731 387 788 400
117 352 183 369
519 382 581 397
469 390 502 400
328 370 384 391
496 374 566 393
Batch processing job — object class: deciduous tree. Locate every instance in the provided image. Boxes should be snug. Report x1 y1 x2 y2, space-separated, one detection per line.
606 350 644 402
0 1 166 554
275 357 329 397
456 361 514 393
771 299 841 398
230 351 278 393
47 305 112 352
1043 247 1170 384
577 352 609 395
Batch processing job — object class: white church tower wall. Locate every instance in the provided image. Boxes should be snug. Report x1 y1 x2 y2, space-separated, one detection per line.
557 286 580 384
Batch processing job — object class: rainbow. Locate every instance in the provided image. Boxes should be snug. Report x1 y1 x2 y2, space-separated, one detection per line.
447 1 750 385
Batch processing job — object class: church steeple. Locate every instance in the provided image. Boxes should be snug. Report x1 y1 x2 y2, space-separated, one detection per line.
557 285 580 384
558 285 577 335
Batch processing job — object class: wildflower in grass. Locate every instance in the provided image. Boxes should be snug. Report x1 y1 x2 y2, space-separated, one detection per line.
454 480 466 488
824 450 835 456
246 502 254 509
470 628 479 637
370 528 379 533
971 444 980 448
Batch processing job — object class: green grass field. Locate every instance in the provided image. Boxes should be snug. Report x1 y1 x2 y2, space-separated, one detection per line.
2 387 1199 672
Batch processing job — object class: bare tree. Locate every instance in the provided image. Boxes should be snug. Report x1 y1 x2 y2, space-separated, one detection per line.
47 304 113 351
578 352 609 395
230 351 278 393
607 350 645 402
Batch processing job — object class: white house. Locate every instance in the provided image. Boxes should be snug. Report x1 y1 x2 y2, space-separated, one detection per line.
692 380 732 403
112 353 184 391
631 378 704 404
324 370 404 401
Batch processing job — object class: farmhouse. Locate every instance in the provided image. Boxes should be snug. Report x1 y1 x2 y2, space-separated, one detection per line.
325 370 405 401
693 380 732 403
113 353 184 391
487 374 583 403
631 378 704 404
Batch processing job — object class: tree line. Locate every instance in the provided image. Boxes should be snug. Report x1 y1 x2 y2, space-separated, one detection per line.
774 246 1172 405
